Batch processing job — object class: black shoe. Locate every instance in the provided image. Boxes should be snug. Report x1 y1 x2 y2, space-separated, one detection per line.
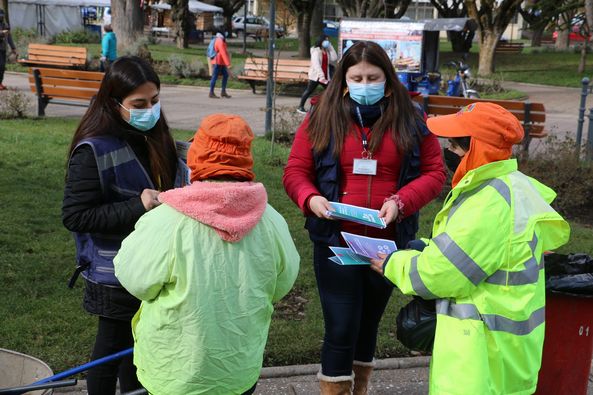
296 107 307 114
209 92 219 99
221 91 232 98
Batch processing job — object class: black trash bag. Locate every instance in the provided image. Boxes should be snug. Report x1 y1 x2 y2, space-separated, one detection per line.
396 296 436 352
545 253 593 295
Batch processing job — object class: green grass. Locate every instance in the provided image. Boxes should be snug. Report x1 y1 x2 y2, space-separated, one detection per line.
2 116 592 375
479 89 528 101
0 117 409 374
439 43 593 88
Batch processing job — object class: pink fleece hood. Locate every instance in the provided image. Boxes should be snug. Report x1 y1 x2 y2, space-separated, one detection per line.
158 181 268 242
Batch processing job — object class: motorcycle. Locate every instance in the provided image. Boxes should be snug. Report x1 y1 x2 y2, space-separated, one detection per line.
408 58 479 98
443 59 480 98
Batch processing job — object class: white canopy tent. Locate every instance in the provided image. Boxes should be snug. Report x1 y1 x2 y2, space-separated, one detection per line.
150 1 223 14
8 0 110 37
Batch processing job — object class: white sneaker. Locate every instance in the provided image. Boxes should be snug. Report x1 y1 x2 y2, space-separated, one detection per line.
296 107 307 114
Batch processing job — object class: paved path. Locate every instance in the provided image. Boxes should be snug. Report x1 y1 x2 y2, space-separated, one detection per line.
52 357 431 394
3 72 303 136
503 81 583 154
3 73 585 144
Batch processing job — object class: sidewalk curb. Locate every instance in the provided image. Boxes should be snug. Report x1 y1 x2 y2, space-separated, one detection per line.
52 357 431 392
260 356 431 378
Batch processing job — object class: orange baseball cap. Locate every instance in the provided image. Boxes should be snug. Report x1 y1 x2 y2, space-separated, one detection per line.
426 102 524 148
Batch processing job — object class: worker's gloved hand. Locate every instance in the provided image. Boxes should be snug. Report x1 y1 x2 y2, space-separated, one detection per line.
100 56 106 62
406 239 427 252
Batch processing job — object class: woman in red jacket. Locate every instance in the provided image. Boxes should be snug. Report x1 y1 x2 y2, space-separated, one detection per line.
283 41 446 395
209 31 232 99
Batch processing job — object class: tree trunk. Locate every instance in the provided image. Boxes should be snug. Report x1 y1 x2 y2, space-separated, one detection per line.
310 0 323 41
298 12 312 58
579 43 587 73
225 14 233 34
112 0 144 49
555 27 570 50
556 12 571 50
478 31 499 76
296 13 304 53
1 0 8 24
170 0 190 49
586 0 593 30
530 25 544 47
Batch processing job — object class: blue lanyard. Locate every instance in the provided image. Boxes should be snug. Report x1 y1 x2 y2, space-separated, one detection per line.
355 107 369 154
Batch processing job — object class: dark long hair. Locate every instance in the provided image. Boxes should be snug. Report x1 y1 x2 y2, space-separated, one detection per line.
68 56 178 190
314 35 329 48
308 41 423 156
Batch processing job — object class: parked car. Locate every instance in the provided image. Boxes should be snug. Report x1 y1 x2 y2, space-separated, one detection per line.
552 29 591 43
323 20 339 37
552 17 591 43
232 16 285 38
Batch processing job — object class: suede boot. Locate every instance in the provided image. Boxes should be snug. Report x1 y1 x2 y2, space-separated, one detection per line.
352 361 375 395
318 372 353 395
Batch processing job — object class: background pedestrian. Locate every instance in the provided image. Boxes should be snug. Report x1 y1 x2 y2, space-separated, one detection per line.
297 34 337 114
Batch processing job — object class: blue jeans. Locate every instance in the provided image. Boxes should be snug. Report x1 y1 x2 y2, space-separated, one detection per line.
209 64 228 93
314 243 394 377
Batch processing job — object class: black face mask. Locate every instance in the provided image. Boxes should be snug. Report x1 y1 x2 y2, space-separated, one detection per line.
443 148 462 173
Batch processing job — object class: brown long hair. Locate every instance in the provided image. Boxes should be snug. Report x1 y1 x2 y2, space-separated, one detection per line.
68 56 178 190
308 41 423 156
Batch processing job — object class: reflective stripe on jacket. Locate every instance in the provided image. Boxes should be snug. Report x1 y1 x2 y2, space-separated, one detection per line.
384 159 570 395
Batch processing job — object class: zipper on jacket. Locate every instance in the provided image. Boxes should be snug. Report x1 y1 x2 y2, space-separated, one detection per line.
365 175 372 236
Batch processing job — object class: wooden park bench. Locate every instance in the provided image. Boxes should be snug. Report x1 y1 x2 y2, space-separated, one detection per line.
238 57 309 93
28 68 104 116
19 44 88 69
495 41 525 54
412 95 547 152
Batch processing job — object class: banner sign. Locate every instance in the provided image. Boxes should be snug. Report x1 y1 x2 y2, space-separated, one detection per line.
339 19 425 73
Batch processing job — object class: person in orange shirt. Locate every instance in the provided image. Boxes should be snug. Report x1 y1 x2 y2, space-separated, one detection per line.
209 31 232 99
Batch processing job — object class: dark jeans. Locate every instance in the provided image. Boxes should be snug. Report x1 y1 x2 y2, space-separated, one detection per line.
0 50 6 84
209 64 229 93
314 243 394 377
86 316 141 395
299 79 327 109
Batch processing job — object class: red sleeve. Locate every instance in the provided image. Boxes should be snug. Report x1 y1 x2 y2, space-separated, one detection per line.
282 117 320 216
396 132 446 217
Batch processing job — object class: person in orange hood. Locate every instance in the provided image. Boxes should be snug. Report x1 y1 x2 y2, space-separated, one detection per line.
370 102 570 395
114 114 300 395
439 102 524 186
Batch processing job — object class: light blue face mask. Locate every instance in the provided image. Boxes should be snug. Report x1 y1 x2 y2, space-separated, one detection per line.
347 81 385 106
322 40 331 49
120 101 161 132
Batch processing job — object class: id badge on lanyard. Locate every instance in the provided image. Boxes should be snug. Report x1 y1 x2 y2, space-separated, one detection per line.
353 107 377 176
353 158 377 175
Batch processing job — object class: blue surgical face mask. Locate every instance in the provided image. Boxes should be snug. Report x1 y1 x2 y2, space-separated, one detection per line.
120 101 161 132
347 81 385 105
322 40 330 49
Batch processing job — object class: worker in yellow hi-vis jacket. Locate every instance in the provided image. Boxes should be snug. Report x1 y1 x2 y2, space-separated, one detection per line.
371 102 570 395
